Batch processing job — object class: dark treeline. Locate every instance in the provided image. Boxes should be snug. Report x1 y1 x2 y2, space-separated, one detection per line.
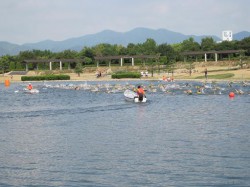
0 36 250 72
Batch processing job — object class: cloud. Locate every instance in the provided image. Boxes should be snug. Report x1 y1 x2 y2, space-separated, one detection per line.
0 0 249 44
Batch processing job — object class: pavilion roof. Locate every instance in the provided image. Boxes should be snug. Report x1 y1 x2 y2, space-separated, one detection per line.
181 50 243 55
94 55 159 60
23 59 83 63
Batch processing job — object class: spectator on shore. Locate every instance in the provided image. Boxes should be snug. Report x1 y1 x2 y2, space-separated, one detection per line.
96 71 101 78
204 68 208 80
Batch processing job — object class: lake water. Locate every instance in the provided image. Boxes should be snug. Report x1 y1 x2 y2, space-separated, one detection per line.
0 80 250 187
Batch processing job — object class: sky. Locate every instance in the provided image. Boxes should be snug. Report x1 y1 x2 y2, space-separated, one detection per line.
0 0 249 44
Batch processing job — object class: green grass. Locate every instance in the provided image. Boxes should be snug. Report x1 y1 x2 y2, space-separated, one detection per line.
195 73 235 79
206 67 239 73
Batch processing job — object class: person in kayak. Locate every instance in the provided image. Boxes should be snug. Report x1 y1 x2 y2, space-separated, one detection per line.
27 83 33 90
137 86 145 101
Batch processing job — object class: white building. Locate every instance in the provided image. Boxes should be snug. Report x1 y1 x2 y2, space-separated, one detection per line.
222 30 233 41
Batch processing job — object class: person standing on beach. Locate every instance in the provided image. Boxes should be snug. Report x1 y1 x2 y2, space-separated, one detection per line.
204 68 208 80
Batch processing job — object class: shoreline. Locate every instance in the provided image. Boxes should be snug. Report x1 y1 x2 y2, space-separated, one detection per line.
1 67 250 83
1 76 249 84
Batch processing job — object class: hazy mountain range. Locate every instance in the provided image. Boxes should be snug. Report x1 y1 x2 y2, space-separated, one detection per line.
0 28 249 56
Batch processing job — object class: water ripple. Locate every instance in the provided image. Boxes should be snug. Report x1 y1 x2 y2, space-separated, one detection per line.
1 81 249 187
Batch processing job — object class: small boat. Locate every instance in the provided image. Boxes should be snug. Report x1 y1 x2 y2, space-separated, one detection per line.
124 90 147 103
24 88 39 94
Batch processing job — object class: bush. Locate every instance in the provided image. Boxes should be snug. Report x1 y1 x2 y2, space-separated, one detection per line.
21 74 70 81
111 72 141 79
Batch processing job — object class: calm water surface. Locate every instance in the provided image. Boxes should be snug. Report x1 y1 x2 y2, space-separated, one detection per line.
0 81 250 187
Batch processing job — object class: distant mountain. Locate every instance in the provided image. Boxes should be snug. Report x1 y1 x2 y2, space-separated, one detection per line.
24 27 219 50
0 41 30 56
0 28 249 56
233 31 250 41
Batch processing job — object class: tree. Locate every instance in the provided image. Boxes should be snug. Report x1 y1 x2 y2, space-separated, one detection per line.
118 45 128 55
15 61 24 70
74 62 83 77
215 41 237 59
200 37 217 60
9 61 16 71
181 37 200 52
32 49 53 59
157 43 176 64
215 41 236 51
171 43 183 61
79 47 95 59
61 50 78 59
236 37 250 55
141 38 157 55
127 43 138 55
18 50 36 61
84 57 92 65
0 56 10 74
201 37 216 51
181 38 200 62
93 43 118 56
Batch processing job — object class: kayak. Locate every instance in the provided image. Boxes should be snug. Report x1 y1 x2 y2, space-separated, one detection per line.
124 90 147 103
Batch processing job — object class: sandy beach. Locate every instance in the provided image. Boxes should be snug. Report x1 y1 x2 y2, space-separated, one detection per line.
1 65 250 83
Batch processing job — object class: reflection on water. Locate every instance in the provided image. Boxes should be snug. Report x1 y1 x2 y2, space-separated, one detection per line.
0 81 250 186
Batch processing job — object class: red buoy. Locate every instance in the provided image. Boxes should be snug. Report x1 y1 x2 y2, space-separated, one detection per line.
229 92 235 97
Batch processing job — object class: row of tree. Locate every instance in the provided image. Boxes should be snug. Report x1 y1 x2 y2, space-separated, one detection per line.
1 36 250 73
